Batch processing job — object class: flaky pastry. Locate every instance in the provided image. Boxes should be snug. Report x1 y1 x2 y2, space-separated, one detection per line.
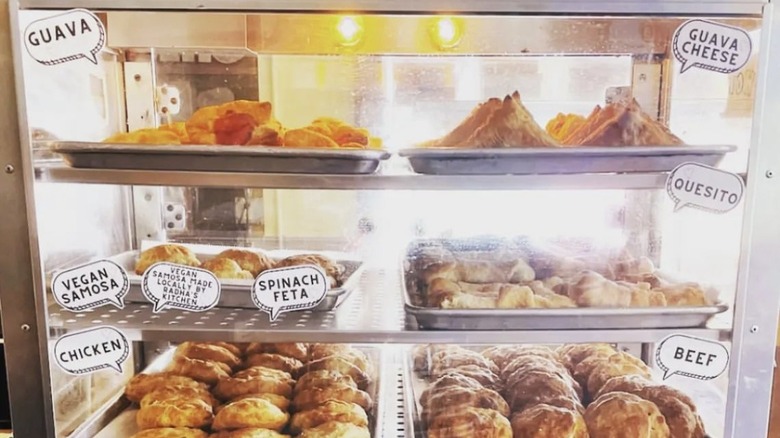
292 383 372 412
131 428 208 438
125 373 206 403
135 244 201 275
585 391 670 438
104 128 181 145
289 400 368 434
166 356 231 385
423 386 510 424
136 398 213 429
510 404 588 438
245 353 304 377
214 367 294 400
427 407 512 438
297 421 371 438
212 398 289 432
304 356 370 389
294 370 358 395
246 343 309 362
208 429 290 438
140 386 218 408
215 393 290 412
176 342 242 370
217 249 275 277
201 257 254 280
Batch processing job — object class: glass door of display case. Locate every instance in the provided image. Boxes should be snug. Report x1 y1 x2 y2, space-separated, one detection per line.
1 1 780 437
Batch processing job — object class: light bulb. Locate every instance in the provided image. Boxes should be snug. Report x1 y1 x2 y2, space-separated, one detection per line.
336 16 363 46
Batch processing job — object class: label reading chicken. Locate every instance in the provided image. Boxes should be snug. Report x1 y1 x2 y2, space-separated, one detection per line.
24 9 106 66
673 20 751 74
666 163 744 213
51 260 129 311
252 265 329 322
656 334 729 381
54 326 130 375
142 262 221 313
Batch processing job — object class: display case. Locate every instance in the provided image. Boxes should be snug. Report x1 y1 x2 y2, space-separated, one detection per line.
2 0 780 437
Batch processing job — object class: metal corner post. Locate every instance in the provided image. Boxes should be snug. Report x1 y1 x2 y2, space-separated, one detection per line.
725 3 780 437
0 0 54 436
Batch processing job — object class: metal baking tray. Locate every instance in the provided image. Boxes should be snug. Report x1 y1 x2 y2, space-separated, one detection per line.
78 346 384 438
400 145 737 175
403 239 729 330
112 247 364 311
51 142 391 174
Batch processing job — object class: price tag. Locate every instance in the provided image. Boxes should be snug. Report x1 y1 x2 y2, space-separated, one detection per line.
142 263 220 313
252 265 329 322
54 326 129 375
24 9 106 66
655 334 729 380
666 162 744 213
673 19 751 74
51 260 129 311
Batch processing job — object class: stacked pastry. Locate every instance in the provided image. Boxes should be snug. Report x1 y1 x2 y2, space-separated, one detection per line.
127 342 375 438
134 244 345 286
103 100 382 149
415 343 706 438
410 242 711 310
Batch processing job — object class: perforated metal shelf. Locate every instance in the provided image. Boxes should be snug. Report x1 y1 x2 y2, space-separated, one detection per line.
48 269 731 344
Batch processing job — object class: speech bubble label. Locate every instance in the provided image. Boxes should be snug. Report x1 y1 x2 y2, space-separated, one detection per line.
666 162 744 213
673 19 752 75
23 9 106 66
54 326 129 375
252 265 329 322
51 260 129 311
142 262 221 313
655 334 729 381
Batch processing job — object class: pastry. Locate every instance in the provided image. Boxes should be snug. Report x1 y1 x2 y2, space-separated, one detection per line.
201 257 254 280
420 373 486 407
140 386 218 408
586 357 652 398
217 249 275 277
136 398 213 429
422 386 510 423
430 348 500 377
430 365 502 393
297 421 371 438
209 429 290 438
427 407 512 438
212 397 289 431
294 370 358 395
166 356 232 385
131 428 208 438
125 373 207 403
214 367 294 400
292 384 373 412
423 258 535 284
104 128 181 145
502 356 583 400
653 283 709 306
176 342 242 369
304 356 370 389
510 404 589 438
215 393 291 412
422 98 503 147
585 391 670 437
275 254 343 287
185 100 274 145
545 113 587 143
246 342 309 362
289 400 368 434
564 271 633 308
135 244 200 275
244 353 304 377
284 128 340 148
203 342 245 358
503 369 582 413
481 345 560 371
556 343 616 373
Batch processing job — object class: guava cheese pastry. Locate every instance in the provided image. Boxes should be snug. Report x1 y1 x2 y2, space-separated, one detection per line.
125 373 207 403
131 428 208 438
217 249 275 277
297 421 371 438
136 398 213 429
202 257 254 280
176 342 242 369
289 400 369 434
185 100 273 145
209 429 291 438
212 398 289 432
135 244 201 275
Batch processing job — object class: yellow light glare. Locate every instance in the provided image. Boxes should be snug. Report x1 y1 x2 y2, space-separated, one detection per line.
432 17 462 49
336 16 363 46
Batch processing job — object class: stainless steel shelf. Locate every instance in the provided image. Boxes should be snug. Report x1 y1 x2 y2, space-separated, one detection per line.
18 0 765 15
48 269 732 344
36 163 669 190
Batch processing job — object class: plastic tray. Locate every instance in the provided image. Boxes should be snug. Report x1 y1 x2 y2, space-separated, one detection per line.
111 247 364 311
51 142 390 174
400 145 737 175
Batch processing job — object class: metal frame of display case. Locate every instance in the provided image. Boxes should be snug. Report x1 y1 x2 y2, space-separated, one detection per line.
3 0 780 437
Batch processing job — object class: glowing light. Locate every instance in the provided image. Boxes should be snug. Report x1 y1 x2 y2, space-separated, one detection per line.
432 17 462 49
336 16 363 46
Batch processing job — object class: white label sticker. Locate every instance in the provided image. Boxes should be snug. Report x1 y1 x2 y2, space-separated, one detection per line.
666 162 744 213
673 19 752 74
51 260 129 311
655 334 729 380
252 265 329 322
142 262 221 313
24 9 106 66
54 326 129 375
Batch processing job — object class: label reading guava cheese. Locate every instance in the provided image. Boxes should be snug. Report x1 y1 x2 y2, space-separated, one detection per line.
142 262 220 313
655 334 729 381
673 19 752 74
24 9 106 66
666 162 744 213
54 326 129 375
252 265 329 322
51 260 128 311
